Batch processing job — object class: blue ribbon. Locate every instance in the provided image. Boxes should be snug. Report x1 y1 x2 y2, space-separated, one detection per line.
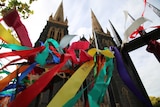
18 62 37 83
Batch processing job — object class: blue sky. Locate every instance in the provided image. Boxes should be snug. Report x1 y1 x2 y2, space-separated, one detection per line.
21 0 160 97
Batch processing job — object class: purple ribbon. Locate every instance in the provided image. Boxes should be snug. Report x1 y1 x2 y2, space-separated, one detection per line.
111 46 152 107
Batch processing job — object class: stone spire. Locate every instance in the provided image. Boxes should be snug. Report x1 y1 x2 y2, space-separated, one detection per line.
91 10 104 33
53 1 64 22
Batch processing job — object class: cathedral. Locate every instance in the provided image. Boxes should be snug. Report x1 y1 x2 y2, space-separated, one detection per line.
31 1 152 107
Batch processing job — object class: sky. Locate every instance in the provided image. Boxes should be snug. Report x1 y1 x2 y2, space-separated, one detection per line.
2 0 160 97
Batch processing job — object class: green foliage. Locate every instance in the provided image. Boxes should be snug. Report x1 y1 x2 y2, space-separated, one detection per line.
149 96 160 107
0 0 37 19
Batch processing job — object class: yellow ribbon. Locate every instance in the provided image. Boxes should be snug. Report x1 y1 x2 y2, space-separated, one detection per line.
47 60 95 107
88 48 114 58
0 23 21 45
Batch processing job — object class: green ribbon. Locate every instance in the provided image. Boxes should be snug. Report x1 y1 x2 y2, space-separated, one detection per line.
0 70 10 75
35 42 49 66
35 38 63 66
0 44 31 50
0 88 16 95
88 57 113 107
63 56 114 107
0 38 61 66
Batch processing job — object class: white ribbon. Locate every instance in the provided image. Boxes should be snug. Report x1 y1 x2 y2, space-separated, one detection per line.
59 35 77 48
122 16 151 45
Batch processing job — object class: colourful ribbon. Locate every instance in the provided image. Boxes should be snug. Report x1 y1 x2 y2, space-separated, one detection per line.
1 63 36 98
88 57 113 107
68 41 90 50
47 60 95 107
0 65 29 91
142 0 147 17
63 56 114 107
88 48 114 58
146 40 160 62
0 23 20 45
48 48 114 107
123 16 150 43
0 44 30 50
59 35 76 48
0 46 44 70
35 38 62 66
63 81 92 107
3 9 32 47
0 70 10 75
0 37 114 107
129 26 144 38
18 62 37 83
0 84 25 97
66 41 92 64
8 54 71 107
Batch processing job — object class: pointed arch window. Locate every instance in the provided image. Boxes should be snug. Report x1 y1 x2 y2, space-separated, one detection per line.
50 28 55 38
57 29 62 42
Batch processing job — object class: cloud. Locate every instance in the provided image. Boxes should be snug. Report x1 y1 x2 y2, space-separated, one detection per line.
76 27 91 36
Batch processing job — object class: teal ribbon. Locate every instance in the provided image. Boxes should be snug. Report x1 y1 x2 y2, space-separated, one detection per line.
46 38 63 53
0 88 16 97
88 57 113 107
46 38 59 49
0 39 61 66
0 70 10 75
63 83 90 107
0 44 30 50
35 38 62 66
35 41 49 66
63 56 114 107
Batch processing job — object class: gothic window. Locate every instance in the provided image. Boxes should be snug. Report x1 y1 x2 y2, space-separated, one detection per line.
57 29 62 42
50 28 55 38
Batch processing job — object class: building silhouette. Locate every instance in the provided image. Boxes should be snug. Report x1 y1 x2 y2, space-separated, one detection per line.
32 1 152 107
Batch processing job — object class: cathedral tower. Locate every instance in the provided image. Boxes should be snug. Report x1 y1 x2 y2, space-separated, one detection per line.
35 1 68 47
91 10 115 49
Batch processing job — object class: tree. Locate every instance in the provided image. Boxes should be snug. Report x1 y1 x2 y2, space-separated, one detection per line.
149 96 160 107
0 0 37 19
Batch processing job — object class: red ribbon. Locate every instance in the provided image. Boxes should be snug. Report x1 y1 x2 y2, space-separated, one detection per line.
3 40 93 107
129 26 144 38
68 41 90 50
151 26 160 29
79 50 93 64
0 46 45 70
8 54 71 107
146 40 160 62
66 41 92 64
129 26 160 39
142 0 147 16
49 45 61 57
3 9 32 47
129 0 147 39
